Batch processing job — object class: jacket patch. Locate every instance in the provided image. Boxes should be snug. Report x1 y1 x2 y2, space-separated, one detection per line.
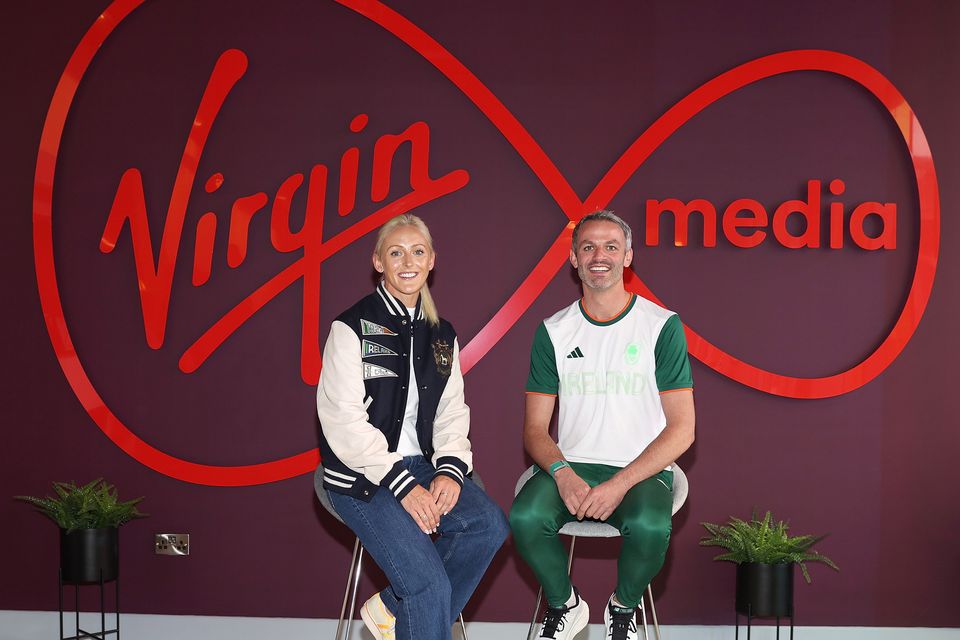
361 319 397 336
363 363 398 380
433 339 453 376
362 339 398 358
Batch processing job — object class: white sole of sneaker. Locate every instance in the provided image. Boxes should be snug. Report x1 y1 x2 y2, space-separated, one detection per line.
359 602 390 640
567 600 590 638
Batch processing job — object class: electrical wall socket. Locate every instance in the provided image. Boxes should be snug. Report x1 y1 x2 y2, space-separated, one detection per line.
155 533 190 555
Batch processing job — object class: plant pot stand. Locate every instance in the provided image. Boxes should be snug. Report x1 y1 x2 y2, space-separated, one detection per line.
734 563 794 640
58 528 120 640
59 569 119 640
735 603 793 640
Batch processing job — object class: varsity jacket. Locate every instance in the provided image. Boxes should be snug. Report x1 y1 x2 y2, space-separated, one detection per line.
316 283 472 502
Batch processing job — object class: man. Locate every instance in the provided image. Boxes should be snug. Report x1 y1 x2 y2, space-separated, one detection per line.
510 211 695 640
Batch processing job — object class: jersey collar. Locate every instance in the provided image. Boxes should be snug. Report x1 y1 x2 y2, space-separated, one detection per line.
578 293 636 326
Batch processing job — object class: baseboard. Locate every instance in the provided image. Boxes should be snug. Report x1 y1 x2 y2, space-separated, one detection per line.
1 610 957 640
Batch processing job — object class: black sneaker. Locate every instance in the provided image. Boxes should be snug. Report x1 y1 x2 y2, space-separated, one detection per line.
603 594 638 640
538 587 590 639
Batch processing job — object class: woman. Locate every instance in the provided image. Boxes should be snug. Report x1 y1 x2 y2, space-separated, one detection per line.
316 214 509 640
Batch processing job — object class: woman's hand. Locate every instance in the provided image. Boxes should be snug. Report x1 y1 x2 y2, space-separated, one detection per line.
400 485 442 534
429 475 461 515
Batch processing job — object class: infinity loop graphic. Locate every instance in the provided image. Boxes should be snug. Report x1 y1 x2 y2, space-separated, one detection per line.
34 0 939 485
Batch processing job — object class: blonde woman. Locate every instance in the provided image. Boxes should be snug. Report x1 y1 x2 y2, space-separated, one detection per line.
317 214 508 640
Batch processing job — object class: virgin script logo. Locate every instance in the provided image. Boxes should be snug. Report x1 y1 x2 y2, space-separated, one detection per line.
34 0 940 485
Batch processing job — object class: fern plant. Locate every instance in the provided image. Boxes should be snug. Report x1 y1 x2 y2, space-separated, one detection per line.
15 479 147 533
700 510 838 583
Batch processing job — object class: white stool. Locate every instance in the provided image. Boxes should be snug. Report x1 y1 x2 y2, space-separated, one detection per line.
314 462 475 640
514 464 689 640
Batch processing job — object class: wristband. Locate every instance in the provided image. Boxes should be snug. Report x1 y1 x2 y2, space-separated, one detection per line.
549 460 570 477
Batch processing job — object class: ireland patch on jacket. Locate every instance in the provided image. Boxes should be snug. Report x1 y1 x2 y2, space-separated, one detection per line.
362 339 398 358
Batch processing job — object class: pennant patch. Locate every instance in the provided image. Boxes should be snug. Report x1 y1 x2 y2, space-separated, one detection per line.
361 319 397 336
363 363 398 380
362 339 398 358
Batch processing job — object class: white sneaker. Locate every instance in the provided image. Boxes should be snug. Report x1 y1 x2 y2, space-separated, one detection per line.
360 592 396 640
603 594 638 640
538 587 589 639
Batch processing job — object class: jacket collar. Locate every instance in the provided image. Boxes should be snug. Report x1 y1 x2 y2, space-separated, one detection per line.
376 282 424 320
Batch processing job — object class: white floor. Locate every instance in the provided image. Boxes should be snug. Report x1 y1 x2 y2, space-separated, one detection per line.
2 610 958 640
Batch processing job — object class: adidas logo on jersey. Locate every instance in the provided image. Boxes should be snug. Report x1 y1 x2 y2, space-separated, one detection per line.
566 347 585 359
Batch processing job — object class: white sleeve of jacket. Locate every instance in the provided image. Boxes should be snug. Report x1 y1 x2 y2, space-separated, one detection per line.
317 320 402 486
431 338 473 480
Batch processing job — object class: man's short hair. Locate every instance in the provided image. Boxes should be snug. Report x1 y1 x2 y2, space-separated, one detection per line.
571 210 633 251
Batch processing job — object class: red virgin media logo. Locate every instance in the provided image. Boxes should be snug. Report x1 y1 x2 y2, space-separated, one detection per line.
34 0 939 485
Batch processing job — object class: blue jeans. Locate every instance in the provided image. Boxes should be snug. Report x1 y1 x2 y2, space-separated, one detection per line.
328 456 509 640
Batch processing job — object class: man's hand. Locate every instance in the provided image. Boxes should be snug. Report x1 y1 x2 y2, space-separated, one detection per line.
577 476 629 521
429 475 461 515
554 467 590 516
400 485 442 534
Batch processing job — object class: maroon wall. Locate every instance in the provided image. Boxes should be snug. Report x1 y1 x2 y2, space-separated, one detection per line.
3 0 959 626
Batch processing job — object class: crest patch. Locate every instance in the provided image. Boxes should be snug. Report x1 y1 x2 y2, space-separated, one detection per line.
363 363 398 380
361 319 397 336
362 340 398 358
432 339 453 376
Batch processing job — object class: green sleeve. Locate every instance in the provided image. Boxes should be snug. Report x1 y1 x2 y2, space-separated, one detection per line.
654 314 693 391
526 322 559 394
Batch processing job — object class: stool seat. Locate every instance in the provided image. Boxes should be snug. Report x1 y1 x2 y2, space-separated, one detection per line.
559 519 620 537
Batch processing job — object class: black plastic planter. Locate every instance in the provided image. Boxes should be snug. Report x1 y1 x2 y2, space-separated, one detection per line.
735 562 793 617
60 527 119 584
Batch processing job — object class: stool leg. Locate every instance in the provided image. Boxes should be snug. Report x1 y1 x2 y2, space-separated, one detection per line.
336 537 362 640
344 544 365 640
647 583 661 640
638 593 649 640
527 586 543 640
459 612 468 640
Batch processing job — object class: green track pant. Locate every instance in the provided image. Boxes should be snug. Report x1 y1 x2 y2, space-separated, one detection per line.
509 462 673 609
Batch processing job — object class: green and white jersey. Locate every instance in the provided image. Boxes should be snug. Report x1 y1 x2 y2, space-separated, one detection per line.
526 294 693 467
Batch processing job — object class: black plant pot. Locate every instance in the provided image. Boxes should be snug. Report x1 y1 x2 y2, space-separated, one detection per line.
60 527 119 584
735 562 793 617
